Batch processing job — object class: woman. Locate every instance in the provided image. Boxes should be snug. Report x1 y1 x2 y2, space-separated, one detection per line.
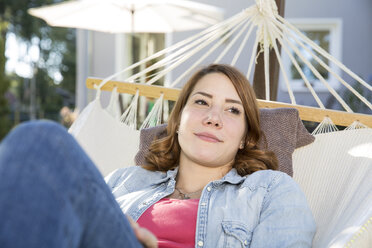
0 64 315 248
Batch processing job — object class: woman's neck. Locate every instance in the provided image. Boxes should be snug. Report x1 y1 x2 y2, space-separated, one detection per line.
175 159 232 194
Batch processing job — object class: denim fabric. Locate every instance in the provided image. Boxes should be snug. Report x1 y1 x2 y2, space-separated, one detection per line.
106 166 316 248
0 121 142 248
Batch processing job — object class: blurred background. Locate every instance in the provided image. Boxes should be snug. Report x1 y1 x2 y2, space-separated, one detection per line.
1 0 76 139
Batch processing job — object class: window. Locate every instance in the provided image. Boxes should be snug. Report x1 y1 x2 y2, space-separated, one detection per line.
280 18 342 92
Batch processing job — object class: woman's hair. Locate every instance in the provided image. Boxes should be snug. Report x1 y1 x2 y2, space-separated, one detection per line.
144 64 278 176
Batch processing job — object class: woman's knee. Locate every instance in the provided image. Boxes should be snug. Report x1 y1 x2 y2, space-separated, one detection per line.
2 120 68 147
0 120 78 170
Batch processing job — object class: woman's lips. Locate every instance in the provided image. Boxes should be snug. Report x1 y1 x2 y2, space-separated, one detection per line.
194 132 222 143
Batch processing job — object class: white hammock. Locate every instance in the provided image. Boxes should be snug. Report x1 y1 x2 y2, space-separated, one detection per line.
293 128 372 248
69 85 372 248
70 0 372 247
69 88 140 174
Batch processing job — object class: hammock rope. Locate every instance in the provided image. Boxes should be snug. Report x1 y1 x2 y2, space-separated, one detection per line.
274 27 325 108
266 20 296 104
273 18 372 111
277 15 372 92
140 94 164 130
89 0 372 128
170 15 249 87
119 89 140 130
272 19 353 112
311 117 339 135
263 20 271 100
214 18 253 64
127 11 249 85
345 121 368 130
95 10 246 88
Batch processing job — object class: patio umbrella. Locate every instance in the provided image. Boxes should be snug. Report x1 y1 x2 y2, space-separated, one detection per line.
28 0 223 113
28 0 224 33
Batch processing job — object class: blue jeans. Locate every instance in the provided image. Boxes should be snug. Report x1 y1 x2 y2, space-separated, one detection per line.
0 121 142 248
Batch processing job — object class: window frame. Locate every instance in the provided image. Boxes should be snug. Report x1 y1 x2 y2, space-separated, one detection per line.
279 18 343 93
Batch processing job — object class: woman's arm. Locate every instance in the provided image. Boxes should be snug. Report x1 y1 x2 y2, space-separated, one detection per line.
250 173 316 247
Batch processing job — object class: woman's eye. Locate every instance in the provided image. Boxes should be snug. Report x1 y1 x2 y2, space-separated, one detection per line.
228 107 241 115
195 99 208 106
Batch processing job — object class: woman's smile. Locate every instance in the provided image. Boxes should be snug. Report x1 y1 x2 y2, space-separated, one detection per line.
194 132 222 143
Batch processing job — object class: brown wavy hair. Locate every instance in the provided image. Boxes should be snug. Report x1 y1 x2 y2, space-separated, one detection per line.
144 64 278 176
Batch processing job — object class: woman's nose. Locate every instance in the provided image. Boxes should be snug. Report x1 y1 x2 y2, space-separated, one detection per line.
203 111 223 128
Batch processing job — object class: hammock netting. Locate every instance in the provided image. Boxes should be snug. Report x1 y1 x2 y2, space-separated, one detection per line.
93 0 372 130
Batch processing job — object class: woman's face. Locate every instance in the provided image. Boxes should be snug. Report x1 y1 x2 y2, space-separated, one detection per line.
178 73 247 168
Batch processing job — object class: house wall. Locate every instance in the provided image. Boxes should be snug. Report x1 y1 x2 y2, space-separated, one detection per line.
76 30 125 111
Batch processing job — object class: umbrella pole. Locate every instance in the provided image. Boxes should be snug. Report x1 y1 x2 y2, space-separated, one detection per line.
117 33 135 114
119 9 136 114
253 0 285 101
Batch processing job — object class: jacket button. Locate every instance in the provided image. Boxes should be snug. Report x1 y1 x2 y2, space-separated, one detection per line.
206 186 211 192
197 240 204 246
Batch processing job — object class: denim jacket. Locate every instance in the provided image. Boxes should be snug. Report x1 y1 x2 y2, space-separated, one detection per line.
105 166 316 248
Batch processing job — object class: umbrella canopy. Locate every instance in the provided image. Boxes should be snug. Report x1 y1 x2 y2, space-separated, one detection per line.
28 0 224 33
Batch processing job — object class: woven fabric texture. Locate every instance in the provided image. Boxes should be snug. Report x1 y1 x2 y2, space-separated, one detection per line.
69 99 140 176
293 128 372 248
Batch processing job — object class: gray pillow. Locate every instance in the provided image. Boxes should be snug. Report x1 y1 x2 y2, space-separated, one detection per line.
135 108 315 176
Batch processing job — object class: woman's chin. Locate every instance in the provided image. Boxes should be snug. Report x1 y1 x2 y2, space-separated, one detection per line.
191 154 229 168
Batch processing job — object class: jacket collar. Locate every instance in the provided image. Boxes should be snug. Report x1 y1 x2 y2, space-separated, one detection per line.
151 167 245 186
219 168 246 185
150 167 178 186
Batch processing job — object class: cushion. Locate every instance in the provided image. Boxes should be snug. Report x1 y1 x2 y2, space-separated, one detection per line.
135 108 314 177
69 98 140 177
258 108 315 176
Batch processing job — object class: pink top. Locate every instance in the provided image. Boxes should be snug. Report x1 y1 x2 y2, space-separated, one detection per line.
137 198 199 248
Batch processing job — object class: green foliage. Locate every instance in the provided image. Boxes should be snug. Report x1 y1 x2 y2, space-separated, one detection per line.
0 26 11 139
325 78 372 115
342 80 372 114
0 0 58 39
0 0 76 137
